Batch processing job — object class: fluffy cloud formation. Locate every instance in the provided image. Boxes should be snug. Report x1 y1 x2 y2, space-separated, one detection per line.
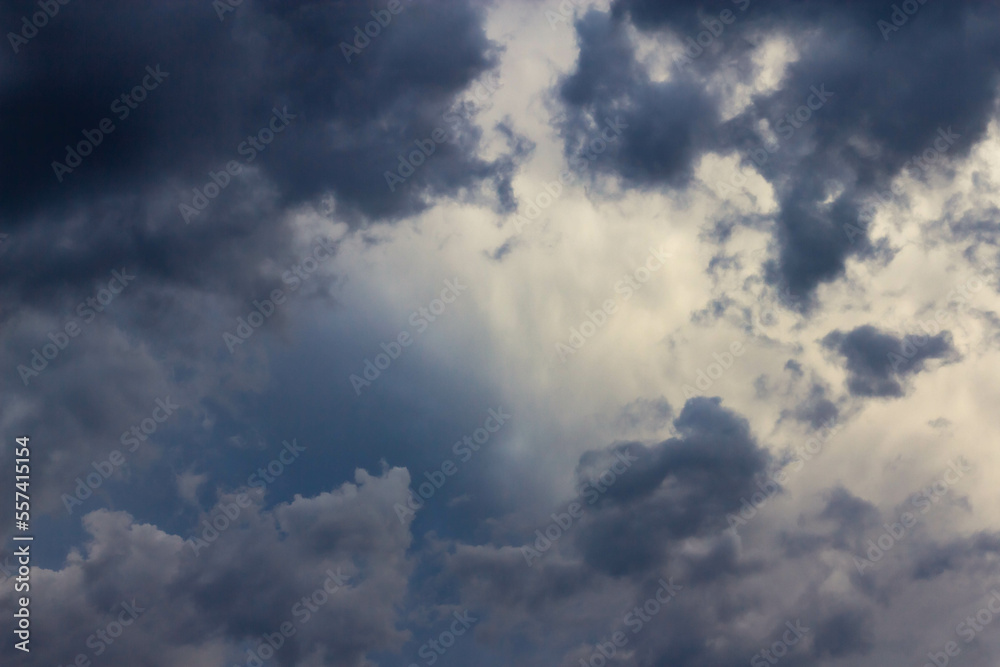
1 468 414 666
1 0 1000 666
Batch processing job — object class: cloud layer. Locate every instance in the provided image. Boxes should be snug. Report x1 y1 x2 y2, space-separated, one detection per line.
2 1 1000 666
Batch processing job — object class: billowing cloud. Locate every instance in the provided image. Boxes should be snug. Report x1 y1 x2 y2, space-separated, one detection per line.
822 324 958 397
2 0 1000 665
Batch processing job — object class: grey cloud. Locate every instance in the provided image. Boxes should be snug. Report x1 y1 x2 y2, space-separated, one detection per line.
822 324 958 397
781 381 839 430
0 467 415 667
571 397 771 576
561 0 1000 306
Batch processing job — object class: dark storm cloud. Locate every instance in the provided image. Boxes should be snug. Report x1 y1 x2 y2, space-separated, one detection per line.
557 10 719 190
431 397 999 667
0 0 513 519
822 324 957 397
560 0 1000 306
0 0 522 518
3 1 999 665
573 397 771 576
0 0 522 313
439 400 772 616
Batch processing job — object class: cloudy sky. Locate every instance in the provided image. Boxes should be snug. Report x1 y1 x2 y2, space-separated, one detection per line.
2 0 1000 665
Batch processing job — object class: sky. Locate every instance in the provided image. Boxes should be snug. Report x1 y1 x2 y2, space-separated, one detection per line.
2 0 1000 666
